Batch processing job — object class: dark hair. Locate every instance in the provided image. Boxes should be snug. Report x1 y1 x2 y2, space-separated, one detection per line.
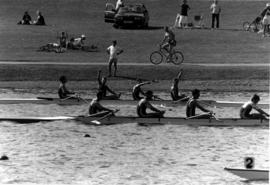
251 94 260 101
192 89 200 96
145 90 153 96
59 75 67 83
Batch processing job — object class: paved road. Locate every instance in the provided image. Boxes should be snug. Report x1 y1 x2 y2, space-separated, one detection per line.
0 61 268 66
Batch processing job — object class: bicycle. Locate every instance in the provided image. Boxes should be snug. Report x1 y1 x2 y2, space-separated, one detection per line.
243 17 263 32
150 45 184 65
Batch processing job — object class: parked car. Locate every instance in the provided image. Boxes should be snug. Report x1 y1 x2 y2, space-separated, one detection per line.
104 3 149 28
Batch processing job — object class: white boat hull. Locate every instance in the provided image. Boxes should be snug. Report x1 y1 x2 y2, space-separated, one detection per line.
0 97 268 108
0 116 268 127
225 168 269 181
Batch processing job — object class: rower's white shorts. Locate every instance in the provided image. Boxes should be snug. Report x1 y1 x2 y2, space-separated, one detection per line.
179 15 188 25
262 15 270 25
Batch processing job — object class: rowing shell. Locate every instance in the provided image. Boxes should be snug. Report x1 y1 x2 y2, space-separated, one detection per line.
0 97 269 108
0 116 268 127
224 168 269 181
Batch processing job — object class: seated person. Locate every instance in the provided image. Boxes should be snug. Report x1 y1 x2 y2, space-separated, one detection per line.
240 94 269 120
186 89 213 119
18 11 32 25
59 32 67 48
132 80 151 100
137 90 165 118
33 11 46 25
58 76 75 99
89 91 114 117
67 35 86 49
170 70 188 101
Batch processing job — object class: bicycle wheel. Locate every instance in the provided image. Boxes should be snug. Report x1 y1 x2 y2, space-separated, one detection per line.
171 51 184 65
150 51 163 65
243 22 250 31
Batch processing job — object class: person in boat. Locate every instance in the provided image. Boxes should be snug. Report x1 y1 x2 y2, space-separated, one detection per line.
97 70 121 100
137 90 165 118
132 80 151 100
240 94 269 120
89 91 115 117
186 89 213 119
170 70 189 101
58 76 75 99
32 10 46 25
18 11 32 25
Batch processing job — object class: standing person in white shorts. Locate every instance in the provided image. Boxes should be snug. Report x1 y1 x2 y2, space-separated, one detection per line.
106 40 123 77
176 0 190 28
262 3 270 37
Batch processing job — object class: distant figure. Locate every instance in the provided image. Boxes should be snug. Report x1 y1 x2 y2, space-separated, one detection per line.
175 0 190 28
59 32 68 48
68 35 86 49
210 0 221 29
89 91 114 116
262 3 270 37
33 11 46 25
58 76 75 99
161 26 176 62
132 80 151 100
18 11 32 25
240 94 269 120
97 70 121 100
170 70 188 101
186 89 213 119
106 40 123 77
137 90 165 118
115 0 124 12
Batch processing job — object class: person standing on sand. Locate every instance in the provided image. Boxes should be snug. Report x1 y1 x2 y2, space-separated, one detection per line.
240 94 269 120
175 0 190 28
137 90 165 118
106 40 123 77
186 89 213 119
210 0 221 29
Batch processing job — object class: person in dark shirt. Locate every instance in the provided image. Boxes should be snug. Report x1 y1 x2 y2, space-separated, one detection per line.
18 11 32 25
33 11 46 25
178 0 190 28
186 89 213 119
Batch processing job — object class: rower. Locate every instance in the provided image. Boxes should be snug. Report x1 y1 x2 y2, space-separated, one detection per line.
186 89 213 119
132 80 151 100
171 70 188 101
137 90 165 118
89 91 114 116
240 94 269 120
97 70 121 100
58 76 75 99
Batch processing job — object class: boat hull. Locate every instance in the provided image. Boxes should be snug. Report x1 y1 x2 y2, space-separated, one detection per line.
225 168 269 181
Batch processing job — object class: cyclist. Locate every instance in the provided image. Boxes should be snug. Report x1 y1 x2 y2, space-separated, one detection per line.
161 26 176 62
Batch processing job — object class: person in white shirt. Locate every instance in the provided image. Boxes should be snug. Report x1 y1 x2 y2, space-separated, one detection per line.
210 0 221 29
115 0 124 12
106 40 123 77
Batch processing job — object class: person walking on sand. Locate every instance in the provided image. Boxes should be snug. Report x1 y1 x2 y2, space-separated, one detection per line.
97 70 121 100
137 90 165 118
106 40 123 77
170 70 188 101
186 89 213 119
210 0 221 29
240 94 269 120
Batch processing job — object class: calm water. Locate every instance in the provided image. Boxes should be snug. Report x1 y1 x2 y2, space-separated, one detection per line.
0 90 269 185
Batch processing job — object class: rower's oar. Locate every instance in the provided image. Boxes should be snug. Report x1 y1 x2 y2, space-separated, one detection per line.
91 109 119 125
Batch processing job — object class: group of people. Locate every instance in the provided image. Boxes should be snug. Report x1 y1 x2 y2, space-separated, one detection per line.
18 10 45 25
57 71 269 121
174 0 221 29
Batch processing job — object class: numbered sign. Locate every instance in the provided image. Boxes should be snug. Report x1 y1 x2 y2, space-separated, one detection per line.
244 157 254 169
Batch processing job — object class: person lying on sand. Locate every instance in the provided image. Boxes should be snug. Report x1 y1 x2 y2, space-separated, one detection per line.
97 70 121 100
137 90 165 118
186 89 213 119
240 94 269 120
17 11 32 25
67 35 86 49
89 91 115 116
